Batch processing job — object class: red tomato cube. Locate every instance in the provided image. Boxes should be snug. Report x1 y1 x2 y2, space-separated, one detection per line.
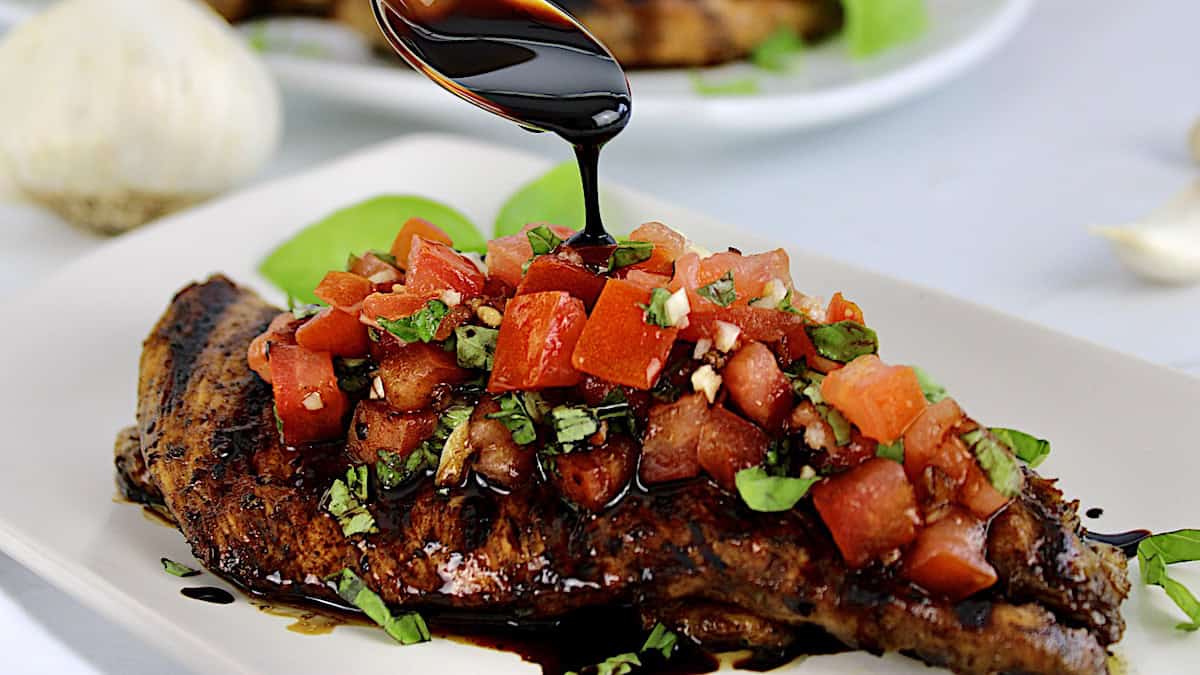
697 249 794 306
640 392 709 484
571 279 678 390
391 217 453 267
629 221 687 275
489 291 588 391
247 312 300 383
552 435 637 511
270 345 350 446
470 398 538 489
313 271 374 314
377 342 471 411
619 269 673 291
821 355 926 443
903 508 998 600
902 398 971 487
348 251 401 283
958 461 1012 519
515 255 607 309
486 223 577 288
826 292 865 325
345 400 437 465
697 406 768 491
811 458 921 568
295 307 370 358
405 236 485 298
723 341 793 431
360 287 439 324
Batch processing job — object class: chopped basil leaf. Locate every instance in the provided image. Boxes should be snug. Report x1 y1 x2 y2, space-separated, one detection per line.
641 622 678 659
273 404 284 440
607 241 654 271
877 439 905 463
696 272 736 307
377 447 438 490
735 466 820 512
690 72 760 97
913 366 947 403
526 225 564 256
990 427 1051 468
818 405 852 446
487 393 538 445
367 326 382 343
596 389 637 437
522 391 550 423
1137 530 1200 631
806 322 879 362
961 430 1022 498
161 558 201 577
377 299 449 343
369 250 398 267
777 289 803 315
292 303 322 320
320 466 377 536
550 405 599 451
455 325 498 370
335 357 375 394
330 569 431 645
764 439 791 476
640 287 674 328
751 26 804 72
800 372 825 404
843 0 928 58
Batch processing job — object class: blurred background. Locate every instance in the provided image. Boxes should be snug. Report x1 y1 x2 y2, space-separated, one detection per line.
0 0 1198 672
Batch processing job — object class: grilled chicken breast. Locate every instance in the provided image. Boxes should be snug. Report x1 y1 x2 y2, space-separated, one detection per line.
119 277 1130 674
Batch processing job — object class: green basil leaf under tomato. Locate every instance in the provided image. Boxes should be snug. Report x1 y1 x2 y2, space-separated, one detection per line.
912 366 948 403
750 27 805 72
330 569 431 645
876 439 905 464
806 321 879 362
455 325 498 371
960 430 1022 498
260 195 482 304
487 393 538 445
161 558 201 578
640 287 674 328
990 427 1051 468
609 241 655 272
735 466 821 512
1137 530 1200 631
378 299 448 344
696 271 737 307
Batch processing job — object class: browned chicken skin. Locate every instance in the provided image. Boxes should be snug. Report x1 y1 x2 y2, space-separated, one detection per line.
118 277 1131 674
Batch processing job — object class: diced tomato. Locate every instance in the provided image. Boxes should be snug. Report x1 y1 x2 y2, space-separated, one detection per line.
469 398 537 489
903 508 998 601
345 400 437 465
826 292 865 325
377 342 471 411
489 291 587 391
295 307 369 357
247 312 300 383
620 269 673 291
629 221 687 275
811 458 921 568
574 375 653 421
405 236 485 298
515 255 607 309
902 398 971 488
640 392 709 484
553 434 637 511
348 251 401 284
390 217 453 267
958 462 1012 519
696 249 793 306
313 271 374 314
722 341 793 431
680 304 805 344
697 406 768 490
269 345 350 446
486 223 577 288
821 355 926 443
360 287 439 324
572 279 678 390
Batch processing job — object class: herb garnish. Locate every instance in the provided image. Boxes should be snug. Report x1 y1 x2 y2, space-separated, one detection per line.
487 393 538 445
735 466 821 512
990 427 1051 468
818 405 852 446
640 622 678 658
377 299 449 343
334 357 374 394
751 27 805 72
912 366 947 403
640 288 674 328
876 438 905 463
321 466 377 536
960 430 1022 498
455 325 498 371
696 271 736 307
596 389 637 437
566 623 679 675
329 569 431 645
777 289 803 315
549 405 599 453
689 72 761 97
607 241 654 271
291 303 322 320
527 225 564 256
377 448 437 490
161 558 201 577
806 321 879 362
1137 530 1200 631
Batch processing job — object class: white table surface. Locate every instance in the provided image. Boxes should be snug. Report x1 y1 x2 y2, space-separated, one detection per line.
1 1 1198 673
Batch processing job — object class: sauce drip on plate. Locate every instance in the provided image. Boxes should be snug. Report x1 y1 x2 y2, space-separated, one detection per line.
181 586 236 605
371 0 632 246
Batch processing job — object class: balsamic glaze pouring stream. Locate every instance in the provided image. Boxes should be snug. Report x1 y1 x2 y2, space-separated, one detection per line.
371 0 632 245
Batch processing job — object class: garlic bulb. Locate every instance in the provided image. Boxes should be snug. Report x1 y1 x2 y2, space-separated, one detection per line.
1091 181 1200 285
0 0 281 233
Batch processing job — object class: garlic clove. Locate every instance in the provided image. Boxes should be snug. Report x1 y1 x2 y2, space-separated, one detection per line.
1091 181 1200 285
0 0 281 234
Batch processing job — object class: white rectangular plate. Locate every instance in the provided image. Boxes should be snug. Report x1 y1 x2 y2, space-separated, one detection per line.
0 134 1195 674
